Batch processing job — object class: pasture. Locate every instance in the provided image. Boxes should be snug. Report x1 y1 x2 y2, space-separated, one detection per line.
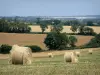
0 48 100 75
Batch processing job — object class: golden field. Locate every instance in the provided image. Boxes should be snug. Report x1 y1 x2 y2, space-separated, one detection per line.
29 25 100 33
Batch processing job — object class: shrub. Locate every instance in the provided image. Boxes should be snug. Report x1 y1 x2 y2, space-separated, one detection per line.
69 36 77 47
44 32 69 50
85 33 100 48
0 44 12 54
26 45 42 52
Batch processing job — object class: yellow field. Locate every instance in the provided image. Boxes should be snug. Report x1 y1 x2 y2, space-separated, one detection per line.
29 25 100 33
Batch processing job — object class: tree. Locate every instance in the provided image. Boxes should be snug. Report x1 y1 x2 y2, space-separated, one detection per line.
63 21 71 25
83 27 94 35
78 25 85 34
36 18 41 24
51 24 63 33
44 32 69 50
0 18 8 32
52 20 61 25
97 21 100 26
40 21 48 33
87 21 94 26
86 33 100 48
70 20 80 33
70 25 79 33
69 36 77 47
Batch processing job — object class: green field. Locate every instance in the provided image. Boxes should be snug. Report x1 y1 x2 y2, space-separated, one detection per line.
0 50 100 75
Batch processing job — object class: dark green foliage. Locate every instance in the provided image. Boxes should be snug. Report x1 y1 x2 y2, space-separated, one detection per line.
70 25 79 32
78 25 85 34
36 18 41 24
26 45 42 52
78 26 96 35
0 18 9 32
69 36 77 47
51 20 61 25
44 32 69 50
64 20 80 26
51 24 63 33
0 18 31 33
39 21 48 33
0 44 12 54
87 21 94 26
83 27 94 35
8 22 31 33
85 33 100 48
71 24 96 35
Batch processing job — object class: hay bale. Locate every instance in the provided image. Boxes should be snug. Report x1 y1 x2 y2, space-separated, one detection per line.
9 45 32 65
64 52 78 63
48 53 53 58
74 51 80 57
88 49 93 54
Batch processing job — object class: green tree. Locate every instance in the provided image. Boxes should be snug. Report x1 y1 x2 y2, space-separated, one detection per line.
51 24 63 33
69 36 77 47
44 32 69 50
83 27 94 35
87 21 94 26
86 33 100 48
70 25 79 33
0 18 8 32
78 25 85 34
52 20 61 25
40 21 48 33
36 18 41 24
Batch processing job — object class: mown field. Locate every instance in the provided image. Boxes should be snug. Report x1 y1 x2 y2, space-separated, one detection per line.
29 25 100 34
0 33 93 49
0 48 100 75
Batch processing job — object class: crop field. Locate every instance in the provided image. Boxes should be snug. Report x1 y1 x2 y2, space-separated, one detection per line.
29 25 100 34
0 33 93 49
0 48 100 75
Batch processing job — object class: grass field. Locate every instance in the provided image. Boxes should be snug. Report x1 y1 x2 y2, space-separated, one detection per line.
0 48 100 75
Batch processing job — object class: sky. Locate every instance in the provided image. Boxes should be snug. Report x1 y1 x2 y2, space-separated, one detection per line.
0 0 100 16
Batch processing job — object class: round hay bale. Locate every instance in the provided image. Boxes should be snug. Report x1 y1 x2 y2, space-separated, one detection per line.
48 53 53 58
9 45 32 65
88 49 93 54
64 52 78 63
74 51 80 57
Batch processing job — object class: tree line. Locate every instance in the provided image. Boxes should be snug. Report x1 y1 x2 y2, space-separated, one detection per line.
36 18 96 35
0 18 31 33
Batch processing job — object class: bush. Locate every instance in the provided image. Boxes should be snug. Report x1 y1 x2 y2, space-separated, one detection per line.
0 44 12 54
44 32 69 50
26 45 42 52
85 33 100 48
69 36 77 47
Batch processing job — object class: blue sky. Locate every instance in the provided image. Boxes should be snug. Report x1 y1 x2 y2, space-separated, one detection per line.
0 0 100 16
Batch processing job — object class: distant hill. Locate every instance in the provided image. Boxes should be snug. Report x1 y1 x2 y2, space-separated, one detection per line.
0 15 100 22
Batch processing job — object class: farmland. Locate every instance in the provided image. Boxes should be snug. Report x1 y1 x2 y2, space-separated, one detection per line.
0 33 93 49
29 25 100 34
0 48 100 75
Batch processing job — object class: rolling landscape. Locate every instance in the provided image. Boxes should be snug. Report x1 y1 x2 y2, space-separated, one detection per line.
0 0 100 75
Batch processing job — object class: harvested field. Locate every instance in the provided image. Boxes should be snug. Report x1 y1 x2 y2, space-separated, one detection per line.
29 25 100 34
0 48 100 75
0 33 93 49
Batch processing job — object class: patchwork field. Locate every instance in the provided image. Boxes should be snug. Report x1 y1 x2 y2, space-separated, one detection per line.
29 25 100 34
0 33 93 49
0 48 100 75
